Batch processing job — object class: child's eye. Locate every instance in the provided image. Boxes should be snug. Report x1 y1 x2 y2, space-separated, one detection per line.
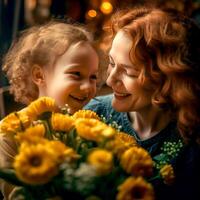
69 72 81 77
90 74 97 80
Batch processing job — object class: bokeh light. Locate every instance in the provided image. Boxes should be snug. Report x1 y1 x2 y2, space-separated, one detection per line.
100 1 113 15
87 9 97 18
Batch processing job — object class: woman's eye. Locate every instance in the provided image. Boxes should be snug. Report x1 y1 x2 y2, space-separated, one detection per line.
125 69 140 77
127 74 137 77
126 72 138 77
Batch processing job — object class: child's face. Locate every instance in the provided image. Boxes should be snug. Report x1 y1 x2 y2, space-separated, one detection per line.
106 31 153 112
42 41 99 113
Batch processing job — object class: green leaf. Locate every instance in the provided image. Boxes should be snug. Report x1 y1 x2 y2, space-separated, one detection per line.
153 153 168 161
0 168 24 186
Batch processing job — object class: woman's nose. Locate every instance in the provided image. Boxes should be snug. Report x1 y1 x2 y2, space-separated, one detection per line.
106 67 120 87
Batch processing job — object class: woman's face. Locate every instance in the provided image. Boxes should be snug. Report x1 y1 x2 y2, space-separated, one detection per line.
106 31 153 112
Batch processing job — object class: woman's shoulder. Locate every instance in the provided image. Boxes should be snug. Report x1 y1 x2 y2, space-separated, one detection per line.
176 142 200 168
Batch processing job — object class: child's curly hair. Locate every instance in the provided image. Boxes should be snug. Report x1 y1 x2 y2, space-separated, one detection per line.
3 21 93 105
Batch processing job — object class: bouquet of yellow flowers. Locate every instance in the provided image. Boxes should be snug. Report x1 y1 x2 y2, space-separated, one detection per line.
0 97 176 200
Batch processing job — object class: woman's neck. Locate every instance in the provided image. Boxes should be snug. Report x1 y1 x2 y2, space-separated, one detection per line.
128 106 171 140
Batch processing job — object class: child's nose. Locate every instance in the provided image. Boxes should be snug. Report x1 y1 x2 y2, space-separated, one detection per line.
80 80 93 91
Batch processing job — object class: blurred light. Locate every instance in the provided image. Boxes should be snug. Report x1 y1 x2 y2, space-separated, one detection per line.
87 9 97 18
26 0 36 10
39 0 51 6
100 1 113 15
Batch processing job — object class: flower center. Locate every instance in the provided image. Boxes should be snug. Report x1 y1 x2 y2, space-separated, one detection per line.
30 156 42 166
131 187 144 199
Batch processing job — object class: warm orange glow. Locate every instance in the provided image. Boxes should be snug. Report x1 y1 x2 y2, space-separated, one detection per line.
87 9 97 18
26 0 36 10
100 1 113 15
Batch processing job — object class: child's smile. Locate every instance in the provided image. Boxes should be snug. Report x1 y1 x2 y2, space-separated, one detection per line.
68 94 89 106
69 95 88 101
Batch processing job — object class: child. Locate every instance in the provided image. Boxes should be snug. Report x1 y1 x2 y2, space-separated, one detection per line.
0 21 99 199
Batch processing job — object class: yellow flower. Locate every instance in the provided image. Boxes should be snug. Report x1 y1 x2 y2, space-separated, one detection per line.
75 118 116 142
116 132 137 147
25 97 58 120
105 138 130 159
18 109 31 128
117 176 154 200
120 147 153 176
87 149 113 175
73 110 100 120
100 126 116 139
105 132 138 158
160 164 175 185
15 124 45 143
0 110 30 133
13 143 59 185
47 140 80 162
51 113 74 132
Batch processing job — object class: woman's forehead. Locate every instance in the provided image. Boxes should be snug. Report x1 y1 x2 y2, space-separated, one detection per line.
111 31 132 49
109 31 133 66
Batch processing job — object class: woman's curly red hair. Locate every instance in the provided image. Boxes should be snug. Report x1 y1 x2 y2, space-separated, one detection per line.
104 7 200 143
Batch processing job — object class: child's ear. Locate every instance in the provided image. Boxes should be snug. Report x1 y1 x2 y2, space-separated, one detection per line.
31 65 45 86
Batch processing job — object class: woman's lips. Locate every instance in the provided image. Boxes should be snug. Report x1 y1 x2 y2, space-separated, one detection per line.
114 92 131 100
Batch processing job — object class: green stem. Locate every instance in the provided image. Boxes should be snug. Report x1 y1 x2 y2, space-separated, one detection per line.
148 175 161 182
0 169 23 186
43 120 53 140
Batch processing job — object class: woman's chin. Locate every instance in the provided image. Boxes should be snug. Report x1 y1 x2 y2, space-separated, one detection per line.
112 101 129 112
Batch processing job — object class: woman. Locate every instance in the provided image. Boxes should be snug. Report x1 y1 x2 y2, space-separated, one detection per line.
84 7 200 200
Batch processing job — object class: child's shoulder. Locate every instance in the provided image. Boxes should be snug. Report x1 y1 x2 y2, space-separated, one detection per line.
84 94 113 109
84 94 114 116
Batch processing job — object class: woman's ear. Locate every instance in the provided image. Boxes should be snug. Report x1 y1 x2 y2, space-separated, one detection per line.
31 65 45 86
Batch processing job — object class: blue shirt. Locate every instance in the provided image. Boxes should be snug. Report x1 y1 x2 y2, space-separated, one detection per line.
84 94 200 200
